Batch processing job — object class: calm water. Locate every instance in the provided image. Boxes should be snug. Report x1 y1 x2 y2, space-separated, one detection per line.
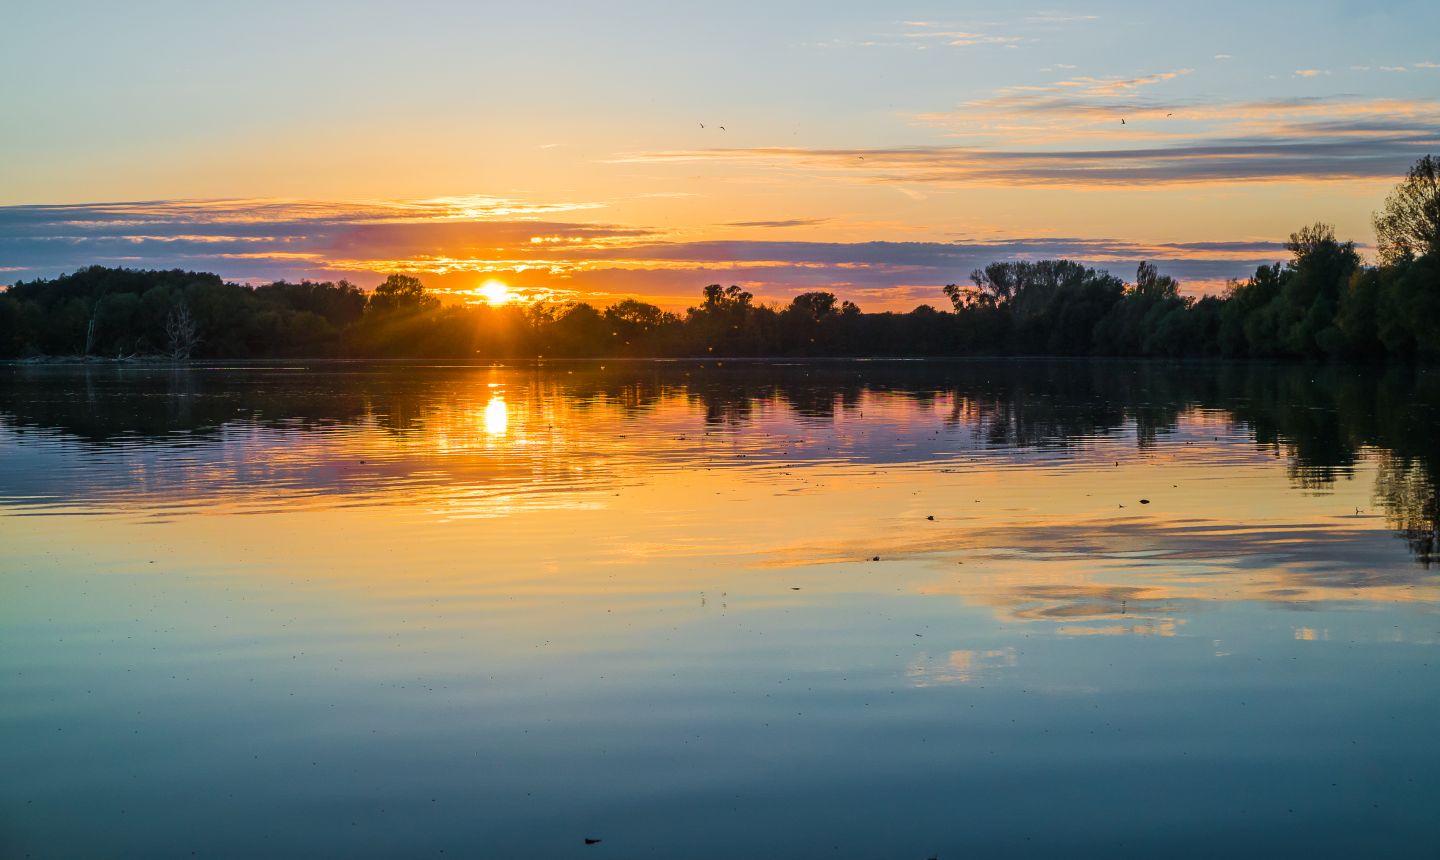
2 360 1438 858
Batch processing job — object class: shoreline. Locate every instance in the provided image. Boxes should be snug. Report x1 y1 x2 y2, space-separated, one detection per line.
0 354 1416 368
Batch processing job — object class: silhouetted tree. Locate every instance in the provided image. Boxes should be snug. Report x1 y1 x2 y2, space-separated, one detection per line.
367 274 438 315
788 291 838 320
1374 154 1440 264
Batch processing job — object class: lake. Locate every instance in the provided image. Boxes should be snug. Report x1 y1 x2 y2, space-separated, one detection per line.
1 360 1437 858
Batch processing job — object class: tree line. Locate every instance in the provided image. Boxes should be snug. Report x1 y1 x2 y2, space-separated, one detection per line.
2 156 1437 361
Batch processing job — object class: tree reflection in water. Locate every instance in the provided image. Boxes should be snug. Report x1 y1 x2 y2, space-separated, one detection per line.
1 359 1436 565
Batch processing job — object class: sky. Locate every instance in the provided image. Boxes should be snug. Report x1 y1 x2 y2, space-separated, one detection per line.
2 0 1438 309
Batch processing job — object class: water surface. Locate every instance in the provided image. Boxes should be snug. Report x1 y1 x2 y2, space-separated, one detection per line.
2 360 1437 857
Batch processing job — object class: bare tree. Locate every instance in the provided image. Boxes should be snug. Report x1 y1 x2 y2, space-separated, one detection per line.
83 290 108 357
84 313 98 357
1374 154 1440 264
165 301 201 360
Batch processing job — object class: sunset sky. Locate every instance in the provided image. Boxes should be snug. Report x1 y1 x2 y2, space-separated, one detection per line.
3 0 1438 309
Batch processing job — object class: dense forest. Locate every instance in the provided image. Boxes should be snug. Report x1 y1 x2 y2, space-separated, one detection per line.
2 157 1437 362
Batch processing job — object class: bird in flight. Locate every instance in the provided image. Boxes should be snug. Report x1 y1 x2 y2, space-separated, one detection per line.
1120 118 1127 125
699 122 704 128
719 126 726 131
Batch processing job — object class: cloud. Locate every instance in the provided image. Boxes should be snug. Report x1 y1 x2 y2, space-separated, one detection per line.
905 30 1021 47
980 69 1192 108
923 92 1440 139
1024 12 1099 24
901 20 1021 48
0 198 1291 308
614 125 1438 187
0 198 647 284
612 91 1439 188
904 68 1205 145
1357 62 1440 72
852 14 1096 54
0 196 604 232
723 218 830 229
1044 69 1192 96
1294 69 1330 78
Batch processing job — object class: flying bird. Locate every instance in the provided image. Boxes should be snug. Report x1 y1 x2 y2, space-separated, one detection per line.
719 126 726 131
699 122 704 128
1120 118 1127 124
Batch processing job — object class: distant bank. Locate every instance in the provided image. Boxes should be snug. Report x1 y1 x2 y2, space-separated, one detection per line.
3 158 1437 364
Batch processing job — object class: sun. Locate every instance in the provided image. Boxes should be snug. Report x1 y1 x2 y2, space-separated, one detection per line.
477 278 514 306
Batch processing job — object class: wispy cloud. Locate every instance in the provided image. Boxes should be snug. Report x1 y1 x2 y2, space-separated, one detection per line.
843 77 1440 184
1023 12 1099 24
724 218 831 229
0 198 641 282
934 69 1193 137
1356 62 1439 72
847 14 1098 53
614 116 1439 187
903 25 1021 48
605 52 1440 192
0 196 605 230
933 92 1438 128
1036 68 1192 96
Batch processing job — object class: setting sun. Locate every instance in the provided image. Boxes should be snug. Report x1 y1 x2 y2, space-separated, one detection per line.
478 279 513 306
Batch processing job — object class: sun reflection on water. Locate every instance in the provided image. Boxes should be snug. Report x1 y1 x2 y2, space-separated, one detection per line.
3 362 1440 858
484 395 508 436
